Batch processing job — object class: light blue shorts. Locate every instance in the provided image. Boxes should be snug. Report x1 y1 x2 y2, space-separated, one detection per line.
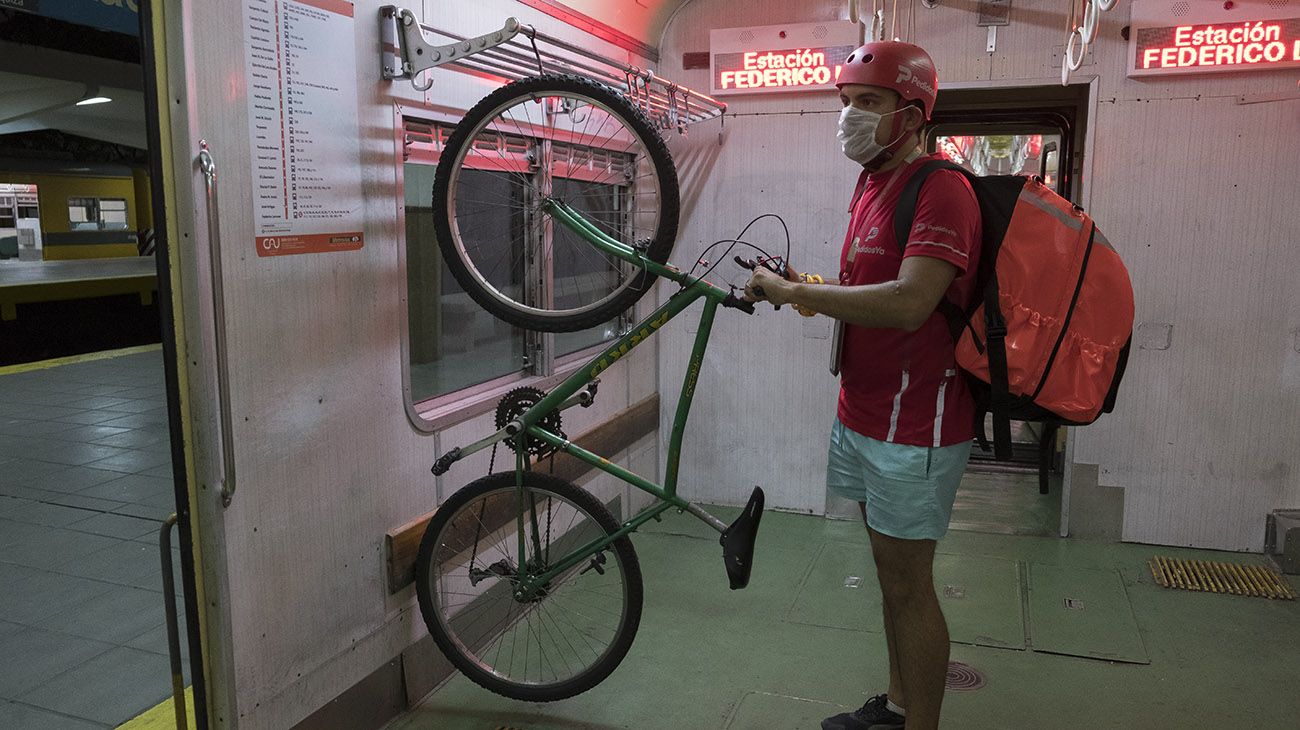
826 418 971 541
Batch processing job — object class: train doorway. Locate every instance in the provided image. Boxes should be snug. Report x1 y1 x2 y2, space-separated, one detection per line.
926 81 1094 537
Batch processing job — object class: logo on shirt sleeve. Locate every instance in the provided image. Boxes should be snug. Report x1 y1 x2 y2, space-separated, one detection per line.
913 221 958 238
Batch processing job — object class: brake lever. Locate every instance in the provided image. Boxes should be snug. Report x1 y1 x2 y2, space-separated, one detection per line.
733 255 788 310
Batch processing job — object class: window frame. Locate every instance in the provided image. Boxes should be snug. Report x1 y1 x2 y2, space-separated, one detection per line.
396 106 635 432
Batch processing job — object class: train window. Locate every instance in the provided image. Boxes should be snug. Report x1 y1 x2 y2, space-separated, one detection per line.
67 197 130 231
551 175 626 358
98 198 129 229
401 116 630 414
404 160 527 403
68 197 97 228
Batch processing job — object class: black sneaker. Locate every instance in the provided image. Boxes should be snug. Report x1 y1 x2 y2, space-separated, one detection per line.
820 694 906 730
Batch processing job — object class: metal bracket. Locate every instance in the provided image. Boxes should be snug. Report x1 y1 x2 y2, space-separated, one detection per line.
381 6 525 91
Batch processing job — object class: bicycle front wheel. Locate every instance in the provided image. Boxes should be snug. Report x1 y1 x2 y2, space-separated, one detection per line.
415 471 644 701
432 74 679 332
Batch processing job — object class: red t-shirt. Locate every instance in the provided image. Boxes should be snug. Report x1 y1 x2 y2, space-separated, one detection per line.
836 154 983 447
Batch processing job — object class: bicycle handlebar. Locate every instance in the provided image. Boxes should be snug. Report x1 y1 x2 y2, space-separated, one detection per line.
722 292 756 315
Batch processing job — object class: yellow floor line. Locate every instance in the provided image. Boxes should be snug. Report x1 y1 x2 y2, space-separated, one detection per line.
116 686 195 730
0 343 162 376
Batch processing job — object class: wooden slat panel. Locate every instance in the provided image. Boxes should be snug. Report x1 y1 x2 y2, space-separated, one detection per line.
385 394 659 593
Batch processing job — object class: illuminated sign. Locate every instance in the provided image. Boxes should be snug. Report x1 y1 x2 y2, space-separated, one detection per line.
1128 0 1300 76
711 21 860 96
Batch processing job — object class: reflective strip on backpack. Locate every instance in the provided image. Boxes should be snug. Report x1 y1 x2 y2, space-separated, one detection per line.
1022 187 1084 231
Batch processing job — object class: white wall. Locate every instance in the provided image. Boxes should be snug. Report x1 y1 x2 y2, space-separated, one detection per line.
657 0 1300 551
166 1 663 727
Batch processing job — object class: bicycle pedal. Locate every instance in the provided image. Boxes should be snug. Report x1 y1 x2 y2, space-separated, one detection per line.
579 551 607 576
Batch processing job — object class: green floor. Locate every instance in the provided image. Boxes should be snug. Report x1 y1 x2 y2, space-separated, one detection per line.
390 507 1300 729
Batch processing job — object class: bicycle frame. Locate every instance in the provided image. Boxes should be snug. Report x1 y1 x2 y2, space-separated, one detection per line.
438 198 745 598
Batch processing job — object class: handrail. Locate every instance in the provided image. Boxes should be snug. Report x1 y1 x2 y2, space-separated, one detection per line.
198 141 237 507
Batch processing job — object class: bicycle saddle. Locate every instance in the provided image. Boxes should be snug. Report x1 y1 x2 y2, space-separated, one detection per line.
720 486 765 590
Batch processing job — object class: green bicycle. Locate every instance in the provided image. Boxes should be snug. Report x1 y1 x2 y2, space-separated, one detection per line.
417 74 767 702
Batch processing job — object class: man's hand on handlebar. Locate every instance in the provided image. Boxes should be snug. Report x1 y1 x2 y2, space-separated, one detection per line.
737 255 802 308
743 266 796 307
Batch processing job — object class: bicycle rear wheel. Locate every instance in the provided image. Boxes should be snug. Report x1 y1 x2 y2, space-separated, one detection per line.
415 471 644 701
432 74 679 332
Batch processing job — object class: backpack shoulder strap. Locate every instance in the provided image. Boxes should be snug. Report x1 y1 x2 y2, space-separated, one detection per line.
891 159 971 254
893 159 976 341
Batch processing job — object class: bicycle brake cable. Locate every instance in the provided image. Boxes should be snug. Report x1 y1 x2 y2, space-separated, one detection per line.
681 213 793 291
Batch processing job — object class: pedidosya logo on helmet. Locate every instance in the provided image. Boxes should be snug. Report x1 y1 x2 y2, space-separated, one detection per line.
895 65 936 98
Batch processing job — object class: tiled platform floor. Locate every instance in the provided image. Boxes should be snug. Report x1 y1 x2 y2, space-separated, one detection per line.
0 349 187 728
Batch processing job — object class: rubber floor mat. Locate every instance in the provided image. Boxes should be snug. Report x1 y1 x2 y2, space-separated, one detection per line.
1149 556 1296 599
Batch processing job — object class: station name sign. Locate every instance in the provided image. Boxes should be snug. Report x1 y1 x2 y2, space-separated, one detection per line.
715 47 851 91
711 21 859 96
1128 1 1300 76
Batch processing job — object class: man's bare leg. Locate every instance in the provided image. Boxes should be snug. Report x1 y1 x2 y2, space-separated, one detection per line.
860 503 905 709
867 526 948 730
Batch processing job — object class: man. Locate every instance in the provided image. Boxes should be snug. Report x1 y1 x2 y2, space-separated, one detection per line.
745 42 981 730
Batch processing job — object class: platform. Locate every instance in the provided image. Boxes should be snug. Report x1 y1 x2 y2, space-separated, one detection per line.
0 259 157 321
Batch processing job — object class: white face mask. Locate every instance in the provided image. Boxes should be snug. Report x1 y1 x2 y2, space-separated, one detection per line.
837 105 907 166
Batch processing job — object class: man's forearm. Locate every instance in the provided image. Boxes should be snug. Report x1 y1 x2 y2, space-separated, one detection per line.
788 280 923 331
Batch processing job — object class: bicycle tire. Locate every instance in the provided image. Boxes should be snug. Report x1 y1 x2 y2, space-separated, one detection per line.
431 74 679 332
415 471 644 701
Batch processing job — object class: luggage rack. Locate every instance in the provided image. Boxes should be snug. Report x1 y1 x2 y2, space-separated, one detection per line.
380 6 726 136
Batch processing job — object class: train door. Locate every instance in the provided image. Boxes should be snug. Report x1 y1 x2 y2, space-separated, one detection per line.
925 82 1092 537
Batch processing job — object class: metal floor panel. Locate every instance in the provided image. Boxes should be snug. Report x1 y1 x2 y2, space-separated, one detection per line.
784 541 883 633
933 553 1025 650
1028 564 1149 664
786 542 1026 650
723 691 843 729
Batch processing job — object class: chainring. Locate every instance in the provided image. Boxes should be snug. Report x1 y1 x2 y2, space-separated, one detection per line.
494 386 564 458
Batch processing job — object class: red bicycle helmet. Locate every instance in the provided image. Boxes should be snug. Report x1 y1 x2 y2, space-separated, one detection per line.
835 41 938 120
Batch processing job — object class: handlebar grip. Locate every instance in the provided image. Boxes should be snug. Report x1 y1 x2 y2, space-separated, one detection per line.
750 285 781 310
723 293 756 315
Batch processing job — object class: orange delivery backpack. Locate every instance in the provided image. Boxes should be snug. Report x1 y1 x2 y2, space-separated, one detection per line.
893 160 1135 489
